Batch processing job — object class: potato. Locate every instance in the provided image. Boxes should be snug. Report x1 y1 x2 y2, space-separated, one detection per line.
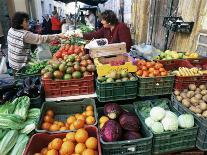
187 91 195 98
190 97 199 106
195 94 202 100
199 85 207 90
180 92 187 99
202 95 207 102
195 88 201 92
182 99 191 108
196 113 202 117
189 84 196 91
189 106 202 114
201 90 207 95
183 89 188 93
176 96 182 102
174 90 180 96
202 110 207 117
199 102 207 111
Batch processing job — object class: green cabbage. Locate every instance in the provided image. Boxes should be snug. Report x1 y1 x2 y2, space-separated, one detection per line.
145 117 155 128
178 114 194 129
150 107 166 121
161 113 178 131
151 122 164 134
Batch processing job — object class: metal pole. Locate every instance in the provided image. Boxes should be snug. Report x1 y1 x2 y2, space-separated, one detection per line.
74 0 77 30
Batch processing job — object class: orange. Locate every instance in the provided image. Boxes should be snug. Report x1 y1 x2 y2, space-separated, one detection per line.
86 116 95 125
41 147 48 155
46 149 58 155
82 149 95 155
59 141 75 155
82 111 87 117
99 116 109 124
70 124 76 130
60 126 67 131
85 137 98 150
75 143 86 154
86 111 94 117
73 119 85 129
63 138 67 142
65 123 70 128
86 105 94 111
46 110 54 117
75 113 82 119
51 138 63 150
48 142 53 150
58 122 65 128
53 121 59 125
67 116 76 125
49 124 60 132
66 132 76 142
75 128 89 143
42 122 52 130
76 115 86 122
44 115 54 123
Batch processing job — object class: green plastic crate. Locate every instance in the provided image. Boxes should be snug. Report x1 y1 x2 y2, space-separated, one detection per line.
97 105 153 155
171 94 207 151
137 75 175 96
36 98 98 133
96 75 138 102
134 98 198 154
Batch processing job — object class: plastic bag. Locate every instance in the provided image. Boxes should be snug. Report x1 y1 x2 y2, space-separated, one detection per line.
85 38 108 49
130 43 161 60
0 57 7 74
35 44 52 61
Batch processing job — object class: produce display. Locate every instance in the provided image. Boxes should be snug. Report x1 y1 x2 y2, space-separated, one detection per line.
172 67 206 76
41 104 96 132
154 50 199 60
49 40 61 55
79 24 95 33
97 70 136 83
174 84 207 118
99 103 142 142
41 54 95 80
136 60 169 77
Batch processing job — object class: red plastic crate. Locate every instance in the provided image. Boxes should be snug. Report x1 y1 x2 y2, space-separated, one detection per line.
24 126 102 155
42 74 95 98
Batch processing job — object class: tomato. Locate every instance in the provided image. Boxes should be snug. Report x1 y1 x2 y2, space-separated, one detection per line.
61 52 68 58
150 61 156 66
67 50 73 55
161 71 168 76
148 73 154 77
69 45 74 51
141 66 148 71
55 51 62 58
159 68 166 72
146 62 152 68
74 47 81 54
136 70 143 76
149 67 155 73
153 70 160 76
137 60 146 66
154 63 163 69
142 71 149 77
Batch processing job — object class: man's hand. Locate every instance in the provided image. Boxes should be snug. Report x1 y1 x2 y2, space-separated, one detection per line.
58 33 67 39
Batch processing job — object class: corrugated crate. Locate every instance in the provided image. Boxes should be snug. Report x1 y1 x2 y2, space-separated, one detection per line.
134 98 198 154
97 104 153 155
36 98 97 133
24 126 102 155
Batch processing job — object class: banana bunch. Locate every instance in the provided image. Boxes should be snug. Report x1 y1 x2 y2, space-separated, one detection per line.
172 67 203 76
94 58 103 66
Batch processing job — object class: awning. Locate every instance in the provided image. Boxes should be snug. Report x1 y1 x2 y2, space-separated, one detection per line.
54 0 107 6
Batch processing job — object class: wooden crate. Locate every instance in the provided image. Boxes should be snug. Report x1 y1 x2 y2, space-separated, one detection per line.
89 42 126 58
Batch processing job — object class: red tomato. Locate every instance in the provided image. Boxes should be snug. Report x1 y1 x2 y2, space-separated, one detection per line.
153 70 160 76
149 67 155 73
55 51 62 58
159 68 166 72
149 73 154 77
161 71 168 76
151 61 156 66
67 50 73 55
136 70 143 76
74 47 81 54
142 71 149 77
61 52 68 58
141 66 148 71
146 62 152 68
154 63 163 69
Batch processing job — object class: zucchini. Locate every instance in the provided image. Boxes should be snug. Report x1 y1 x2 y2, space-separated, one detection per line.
10 134 29 155
0 130 18 155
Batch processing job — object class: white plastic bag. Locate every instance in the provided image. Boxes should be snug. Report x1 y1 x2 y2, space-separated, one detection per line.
0 56 7 74
35 44 52 61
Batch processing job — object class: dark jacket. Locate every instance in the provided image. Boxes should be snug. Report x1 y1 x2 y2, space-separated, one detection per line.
42 18 52 34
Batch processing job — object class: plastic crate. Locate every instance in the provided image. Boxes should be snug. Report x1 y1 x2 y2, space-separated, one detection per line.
171 94 207 151
42 74 94 98
96 75 138 102
24 126 102 155
137 75 175 96
97 104 153 155
134 98 198 154
163 149 205 155
36 98 98 133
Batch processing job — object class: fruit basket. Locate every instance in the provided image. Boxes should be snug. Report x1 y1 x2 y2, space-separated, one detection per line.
137 75 175 96
42 74 94 98
134 98 198 154
97 104 153 155
94 54 137 77
36 98 98 133
96 73 138 102
171 94 207 151
24 126 102 155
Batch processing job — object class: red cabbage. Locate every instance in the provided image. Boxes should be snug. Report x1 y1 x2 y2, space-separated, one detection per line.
104 103 123 119
119 112 140 131
101 120 122 142
123 131 142 140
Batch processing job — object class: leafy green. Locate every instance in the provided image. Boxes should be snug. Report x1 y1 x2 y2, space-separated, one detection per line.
27 108 40 119
153 99 170 110
49 45 60 55
23 60 47 74
0 101 16 114
0 114 25 129
79 24 95 33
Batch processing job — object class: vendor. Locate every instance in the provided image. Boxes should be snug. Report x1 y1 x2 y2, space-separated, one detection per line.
7 12 64 72
82 10 132 51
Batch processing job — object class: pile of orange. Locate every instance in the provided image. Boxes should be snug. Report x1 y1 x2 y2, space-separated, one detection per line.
41 105 96 132
34 128 99 155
